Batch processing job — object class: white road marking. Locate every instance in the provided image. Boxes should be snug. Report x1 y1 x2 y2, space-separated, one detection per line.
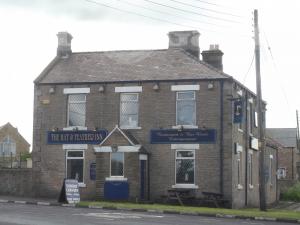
73 212 164 220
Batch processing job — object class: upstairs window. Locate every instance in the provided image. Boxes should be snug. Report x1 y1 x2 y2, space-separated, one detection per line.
248 101 254 135
120 93 139 128
0 136 16 156
176 91 196 126
67 94 86 127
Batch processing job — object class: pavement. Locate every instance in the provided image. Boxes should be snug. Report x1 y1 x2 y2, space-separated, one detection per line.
1 195 300 224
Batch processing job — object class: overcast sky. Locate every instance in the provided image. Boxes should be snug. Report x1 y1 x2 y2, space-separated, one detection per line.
0 0 299 146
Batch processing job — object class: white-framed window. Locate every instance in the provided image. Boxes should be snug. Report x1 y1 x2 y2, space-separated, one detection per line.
0 136 16 156
120 93 139 128
110 152 124 177
248 150 253 187
175 150 195 184
66 150 84 183
269 155 274 185
277 167 286 179
235 143 243 189
176 91 196 126
248 101 254 135
67 94 86 127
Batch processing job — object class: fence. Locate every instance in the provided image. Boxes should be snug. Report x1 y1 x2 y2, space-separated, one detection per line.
0 152 32 169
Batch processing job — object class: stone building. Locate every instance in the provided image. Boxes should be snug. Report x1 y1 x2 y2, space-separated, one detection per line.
0 122 30 157
32 30 277 208
267 128 299 193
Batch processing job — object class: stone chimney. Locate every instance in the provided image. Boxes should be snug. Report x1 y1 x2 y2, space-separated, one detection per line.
201 44 224 71
57 32 73 57
168 30 200 58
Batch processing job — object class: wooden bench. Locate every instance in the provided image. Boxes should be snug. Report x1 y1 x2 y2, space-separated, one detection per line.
164 189 195 206
201 192 229 208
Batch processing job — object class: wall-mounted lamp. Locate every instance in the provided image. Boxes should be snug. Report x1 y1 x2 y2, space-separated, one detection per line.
52 127 59 132
153 83 160 91
207 82 214 90
98 85 105 93
49 87 55 94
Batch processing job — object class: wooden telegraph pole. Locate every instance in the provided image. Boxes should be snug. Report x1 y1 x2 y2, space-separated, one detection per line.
254 9 266 211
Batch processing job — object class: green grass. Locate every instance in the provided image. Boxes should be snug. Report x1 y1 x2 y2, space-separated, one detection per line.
282 182 300 202
77 201 300 220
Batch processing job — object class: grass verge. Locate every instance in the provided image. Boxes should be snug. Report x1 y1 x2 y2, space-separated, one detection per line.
77 201 300 220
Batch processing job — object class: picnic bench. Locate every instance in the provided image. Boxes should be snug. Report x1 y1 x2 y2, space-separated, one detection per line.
201 191 229 208
164 189 195 206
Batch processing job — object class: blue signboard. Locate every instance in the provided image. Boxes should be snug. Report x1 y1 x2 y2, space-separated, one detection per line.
47 130 107 145
104 181 129 200
233 100 243 123
150 129 216 144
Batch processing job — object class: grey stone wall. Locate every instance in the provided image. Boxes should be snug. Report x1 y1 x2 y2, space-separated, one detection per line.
0 169 33 196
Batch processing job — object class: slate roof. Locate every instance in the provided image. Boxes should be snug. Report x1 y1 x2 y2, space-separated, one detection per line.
35 48 231 84
266 128 298 148
0 122 30 147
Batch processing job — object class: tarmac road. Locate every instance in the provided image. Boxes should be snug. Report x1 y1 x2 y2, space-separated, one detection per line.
0 203 295 225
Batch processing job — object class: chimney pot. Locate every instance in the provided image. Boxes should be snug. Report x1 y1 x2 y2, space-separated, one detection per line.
57 32 73 57
168 30 200 58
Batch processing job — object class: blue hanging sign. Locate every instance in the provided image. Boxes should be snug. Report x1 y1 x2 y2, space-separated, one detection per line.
233 100 243 123
150 129 216 144
47 130 107 145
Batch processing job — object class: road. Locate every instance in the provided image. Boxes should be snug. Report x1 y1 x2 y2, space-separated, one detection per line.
0 203 293 225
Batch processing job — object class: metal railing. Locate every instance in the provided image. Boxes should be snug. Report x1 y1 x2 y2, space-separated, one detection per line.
0 152 32 169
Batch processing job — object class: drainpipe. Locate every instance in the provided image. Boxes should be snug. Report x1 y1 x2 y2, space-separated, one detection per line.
220 80 224 195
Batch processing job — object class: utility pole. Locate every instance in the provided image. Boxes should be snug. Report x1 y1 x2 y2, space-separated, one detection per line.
296 110 300 151
254 9 266 211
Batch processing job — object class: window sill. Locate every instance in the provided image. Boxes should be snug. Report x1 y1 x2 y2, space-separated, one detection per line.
78 183 86 188
237 184 243 190
249 184 254 189
119 126 142 130
105 177 128 181
63 126 87 131
172 184 199 189
238 128 243 133
172 125 198 129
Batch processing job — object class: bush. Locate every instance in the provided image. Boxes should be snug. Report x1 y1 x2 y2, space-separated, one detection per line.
282 182 300 202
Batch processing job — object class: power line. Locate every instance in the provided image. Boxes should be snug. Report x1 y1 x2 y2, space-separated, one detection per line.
142 0 241 23
85 0 215 32
167 0 244 18
242 53 254 84
114 0 227 27
261 29 290 108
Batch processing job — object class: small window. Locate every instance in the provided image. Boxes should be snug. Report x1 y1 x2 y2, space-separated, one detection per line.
175 150 195 184
248 151 253 187
66 150 84 183
0 136 16 156
248 102 254 135
67 94 86 127
269 155 273 185
235 143 243 188
176 91 196 126
120 93 139 128
277 168 286 179
111 152 124 177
